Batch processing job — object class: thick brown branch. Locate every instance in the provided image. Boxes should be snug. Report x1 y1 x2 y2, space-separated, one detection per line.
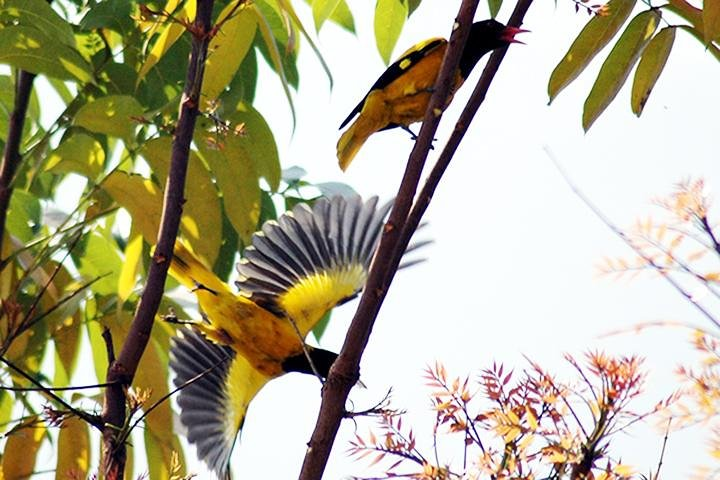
100 2 215 478
0 70 36 259
298 2 482 478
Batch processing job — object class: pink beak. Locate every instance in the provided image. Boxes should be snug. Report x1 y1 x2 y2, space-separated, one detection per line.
501 26 529 44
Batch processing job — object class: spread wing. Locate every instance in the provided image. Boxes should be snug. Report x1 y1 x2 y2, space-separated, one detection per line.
170 329 270 480
339 38 446 130
235 195 392 336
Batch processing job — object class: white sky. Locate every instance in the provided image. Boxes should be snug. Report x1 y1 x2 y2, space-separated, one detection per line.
210 1 720 479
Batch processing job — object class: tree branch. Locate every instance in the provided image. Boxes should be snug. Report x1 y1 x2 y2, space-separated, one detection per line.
100 2 215 478
0 70 37 259
398 0 534 265
298 2 483 478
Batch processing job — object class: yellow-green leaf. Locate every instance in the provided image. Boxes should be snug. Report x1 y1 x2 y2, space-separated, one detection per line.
56 417 90 480
141 137 222 265
0 26 93 83
102 171 163 242
277 0 334 88
548 0 636 102
374 0 408 64
631 26 675 116
2 420 45 480
45 133 105 179
489 0 503 18
666 0 702 27
201 4 257 105
195 123 261 243
137 0 196 82
252 3 297 126
118 232 143 303
312 0 342 31
583 10 661 131
703 0 720 43
0 0 76 47
78 230 123 296
73 95 144 143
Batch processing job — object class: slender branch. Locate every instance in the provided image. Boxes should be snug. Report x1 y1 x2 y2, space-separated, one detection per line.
0 355 102 429
100 2 215 478
397 0 534 271
117 350 230 446
0 380 119 392
548 150 720 330
298 2 482 478
0 70 36 259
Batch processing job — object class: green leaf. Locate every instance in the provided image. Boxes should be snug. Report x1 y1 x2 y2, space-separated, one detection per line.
102 171 163 243
277 0 334 88
631 26 675 116
548 0 636 103
142 137 223 265
201 4 257 104
488 0 503 18
583 10 661 131
45 133 105 179
118 232 143 303
73 95 144 143
408 0 422 15
78 230 122 296
56 417 90 480
312 310 332 340
0 0 75 47
253 3 297 126
78 0 134 34
6 189 40 242
195 120 261 243
703 0 720 43
312 0 342 31
0 26 93 83
328 0 355 32
665 0 702 28
374 0 408 64
137 0 196 83
232 102 281 190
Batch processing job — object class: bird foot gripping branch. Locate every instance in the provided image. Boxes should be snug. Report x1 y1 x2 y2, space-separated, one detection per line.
167 195 428 478
336 19 527 171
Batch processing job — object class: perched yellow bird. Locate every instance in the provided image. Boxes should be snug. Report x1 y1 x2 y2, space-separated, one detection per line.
337 19 526 171
169 195 427 478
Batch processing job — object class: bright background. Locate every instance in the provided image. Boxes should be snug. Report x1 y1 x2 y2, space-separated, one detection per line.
172 1 718 478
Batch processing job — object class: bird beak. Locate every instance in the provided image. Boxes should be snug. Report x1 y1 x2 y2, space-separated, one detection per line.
501 26 529 44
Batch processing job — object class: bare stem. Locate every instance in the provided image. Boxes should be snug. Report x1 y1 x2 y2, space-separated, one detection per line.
99 2 215 478
0 70 36 259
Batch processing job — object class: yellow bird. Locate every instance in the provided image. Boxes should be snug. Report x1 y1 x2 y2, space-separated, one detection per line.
337 19 526 171
169 195 427 478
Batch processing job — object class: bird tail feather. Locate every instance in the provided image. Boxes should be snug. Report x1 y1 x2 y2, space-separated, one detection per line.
170 241 231 296
337 123 370 171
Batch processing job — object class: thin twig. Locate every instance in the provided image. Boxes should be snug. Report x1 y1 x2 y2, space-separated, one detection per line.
117 351 230 446
547 149 720 330
0 355 102 429
0 381 119 392
0 70 36 259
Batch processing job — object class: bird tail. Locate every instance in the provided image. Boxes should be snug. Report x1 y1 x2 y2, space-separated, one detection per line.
337 122 371 171
171 328 269 480
170 240 231 296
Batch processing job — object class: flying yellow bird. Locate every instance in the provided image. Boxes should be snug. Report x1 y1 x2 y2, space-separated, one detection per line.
337 19 526 171
169 195 426 478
